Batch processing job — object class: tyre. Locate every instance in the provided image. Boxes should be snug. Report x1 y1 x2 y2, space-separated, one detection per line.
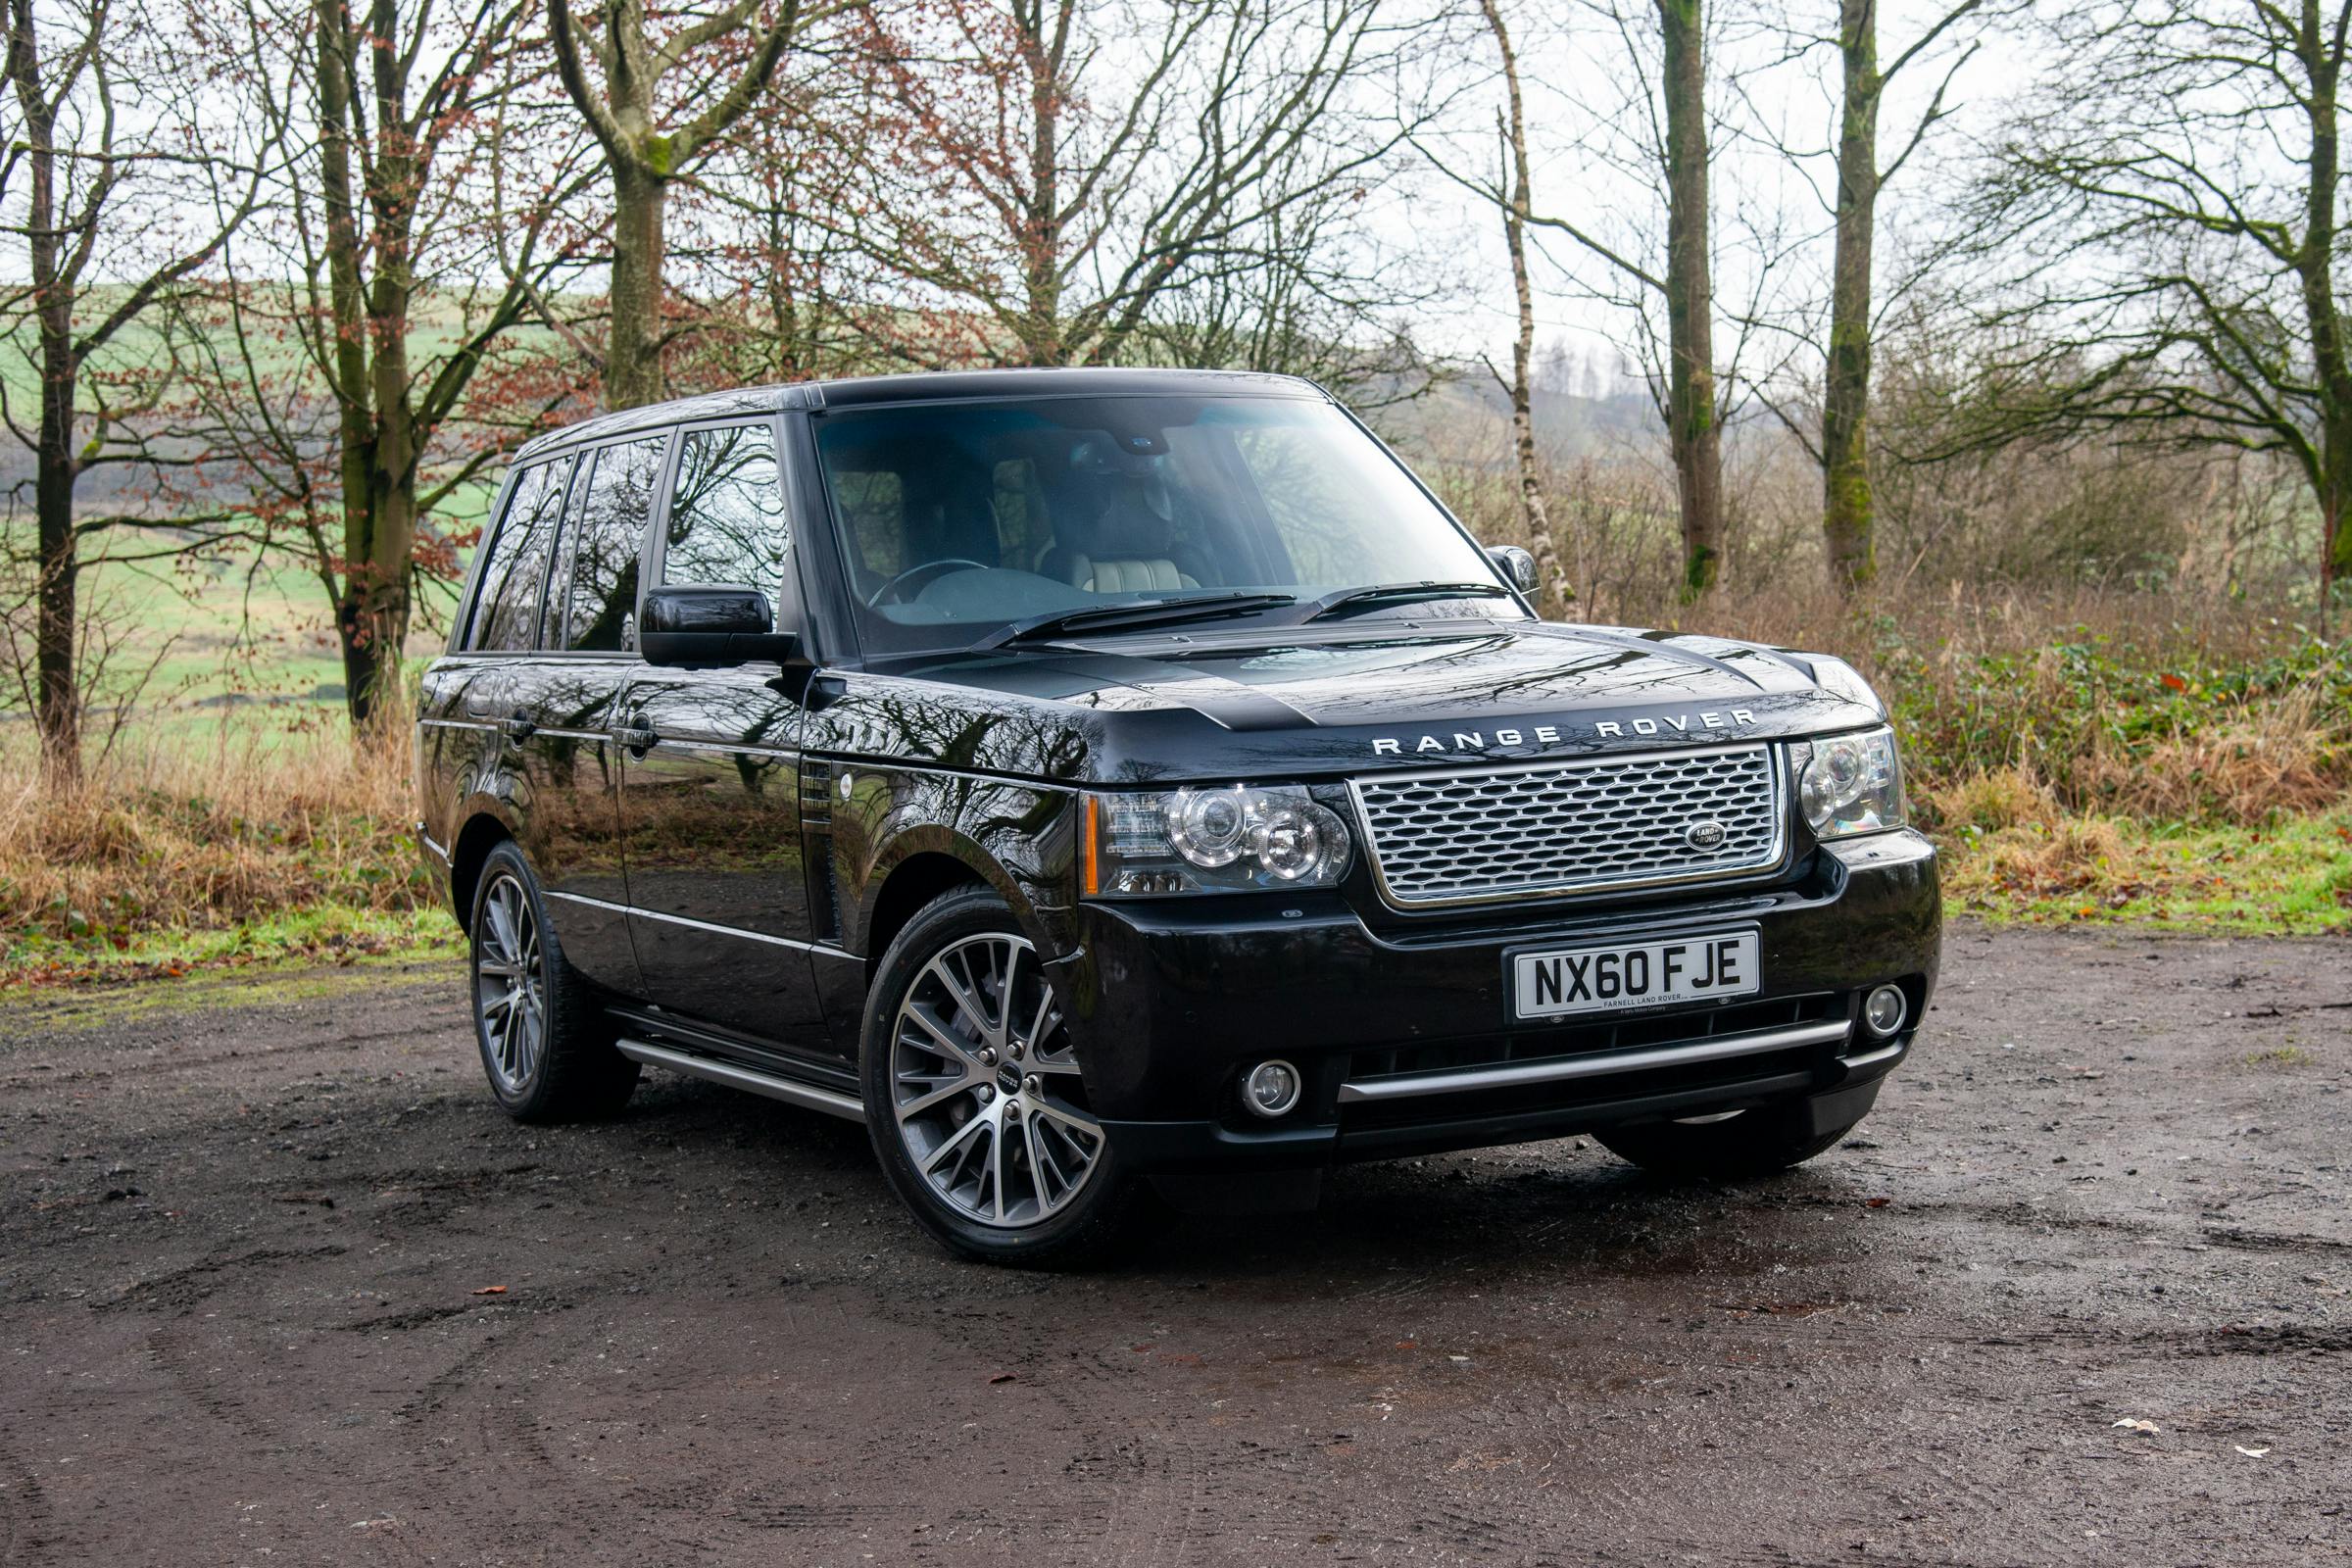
860 886 1137 1263
1593 1102 1862 1180
467 842 639 1122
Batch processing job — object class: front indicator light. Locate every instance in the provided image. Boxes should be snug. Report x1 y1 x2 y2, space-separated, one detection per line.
1084 784 1352 897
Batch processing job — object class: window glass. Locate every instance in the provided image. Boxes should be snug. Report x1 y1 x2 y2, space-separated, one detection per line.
662 424 792 602
557 434 667 652
832 470 906 577
809 396 1508 655
470 458 570 651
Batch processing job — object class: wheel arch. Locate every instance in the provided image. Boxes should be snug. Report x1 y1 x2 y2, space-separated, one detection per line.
859 846 995 964
448 808 519 929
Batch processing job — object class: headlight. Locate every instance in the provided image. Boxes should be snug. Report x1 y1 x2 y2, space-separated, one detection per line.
1791 726 1905 839
1083 784 1352 896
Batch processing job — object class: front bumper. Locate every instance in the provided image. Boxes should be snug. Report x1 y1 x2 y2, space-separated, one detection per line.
1060 829 1939 1172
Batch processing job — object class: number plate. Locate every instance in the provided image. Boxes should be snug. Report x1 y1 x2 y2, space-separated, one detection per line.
1511 931 1759 1021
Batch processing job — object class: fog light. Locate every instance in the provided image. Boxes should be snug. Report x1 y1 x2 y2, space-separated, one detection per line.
1243 1059 1302 1118
1864 985 1907 1038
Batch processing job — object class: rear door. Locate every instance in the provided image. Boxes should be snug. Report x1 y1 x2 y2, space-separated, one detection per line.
500 433 671 995
616 417 831 1050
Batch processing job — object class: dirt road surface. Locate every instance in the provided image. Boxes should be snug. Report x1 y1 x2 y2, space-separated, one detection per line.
3 926 2347 1566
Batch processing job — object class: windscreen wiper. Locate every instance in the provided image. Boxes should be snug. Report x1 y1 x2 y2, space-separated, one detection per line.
977 592 1298 650
1298 581 1517 623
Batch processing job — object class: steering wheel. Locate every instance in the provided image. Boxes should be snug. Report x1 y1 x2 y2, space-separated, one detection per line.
866 558 991 609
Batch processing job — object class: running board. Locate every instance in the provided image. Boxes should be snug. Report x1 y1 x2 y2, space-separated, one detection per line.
1337 1018 1854 1104
615 1038 867 1123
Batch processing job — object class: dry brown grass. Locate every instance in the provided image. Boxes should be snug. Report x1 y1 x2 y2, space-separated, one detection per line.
0 715 431 954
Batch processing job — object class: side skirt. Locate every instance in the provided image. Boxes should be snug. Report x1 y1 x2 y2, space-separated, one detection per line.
613 1038 867 1123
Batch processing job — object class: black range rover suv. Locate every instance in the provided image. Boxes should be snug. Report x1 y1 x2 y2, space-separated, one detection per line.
416 368 1939 1261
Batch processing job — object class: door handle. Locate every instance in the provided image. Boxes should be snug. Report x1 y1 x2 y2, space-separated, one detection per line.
613 724 659 755
499 713 537 742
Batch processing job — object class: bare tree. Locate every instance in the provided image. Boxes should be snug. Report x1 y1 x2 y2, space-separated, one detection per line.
1475 0 1569 612
1478 0 1727 599
841 0 1447 372
1654 0 1723 597
1815 0 1983 590
1971 0 2352 627
0 0 291 784
544 0 815 408
175 0 596 725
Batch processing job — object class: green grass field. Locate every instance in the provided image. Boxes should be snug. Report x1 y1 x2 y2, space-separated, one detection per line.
26 510 487 749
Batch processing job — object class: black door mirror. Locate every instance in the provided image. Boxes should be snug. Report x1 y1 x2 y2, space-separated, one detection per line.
1485 545 1540 596
641 584 799 666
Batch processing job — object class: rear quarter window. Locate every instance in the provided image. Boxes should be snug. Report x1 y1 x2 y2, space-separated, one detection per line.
468 458 571 652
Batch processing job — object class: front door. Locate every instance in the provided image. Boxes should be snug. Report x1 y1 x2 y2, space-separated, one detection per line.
617 419 829 1050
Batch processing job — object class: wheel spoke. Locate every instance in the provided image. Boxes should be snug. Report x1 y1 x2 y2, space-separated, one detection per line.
894 1074 970 1119
933 952 994 1044
902 999 982 1069
484 885 519 961
1022 1115 1061 1209
1031 1097 1101 1147
920 1104 993 1176
1020 983 1054 1055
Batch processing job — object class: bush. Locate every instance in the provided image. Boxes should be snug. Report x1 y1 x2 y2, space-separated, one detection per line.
0 716 436 963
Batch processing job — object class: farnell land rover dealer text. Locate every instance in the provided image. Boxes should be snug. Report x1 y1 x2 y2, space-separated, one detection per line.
416 368 1939 1261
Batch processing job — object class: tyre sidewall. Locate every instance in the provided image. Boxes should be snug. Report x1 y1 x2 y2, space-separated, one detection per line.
858 886 1130 1263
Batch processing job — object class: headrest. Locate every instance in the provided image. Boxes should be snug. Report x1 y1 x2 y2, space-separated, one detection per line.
1060 442 1175 561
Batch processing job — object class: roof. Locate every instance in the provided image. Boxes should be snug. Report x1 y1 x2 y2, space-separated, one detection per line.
512 367 1326 463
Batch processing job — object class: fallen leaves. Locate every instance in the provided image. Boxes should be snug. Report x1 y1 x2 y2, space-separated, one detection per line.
2113 1418 2161 1435
470 1285 507 1296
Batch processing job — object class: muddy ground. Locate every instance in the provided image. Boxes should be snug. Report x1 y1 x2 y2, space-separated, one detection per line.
2 926 2347 1566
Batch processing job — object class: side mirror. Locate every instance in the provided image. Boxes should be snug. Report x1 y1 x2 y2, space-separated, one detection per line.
1486 545 1540 596
641 584 799 667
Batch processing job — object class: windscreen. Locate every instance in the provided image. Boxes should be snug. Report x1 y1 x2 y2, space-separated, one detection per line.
809 394 1512 654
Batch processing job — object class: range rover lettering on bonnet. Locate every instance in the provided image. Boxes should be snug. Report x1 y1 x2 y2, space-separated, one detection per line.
1370 709 1758 758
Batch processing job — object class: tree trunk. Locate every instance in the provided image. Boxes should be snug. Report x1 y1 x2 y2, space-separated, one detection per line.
1482 0 1569 614
2294 5 2352 631
1018 1 1067 367
1657 0 1724 600
33 336 80 787
607 160 669 408
14 0 80 786
1823 0 1879 593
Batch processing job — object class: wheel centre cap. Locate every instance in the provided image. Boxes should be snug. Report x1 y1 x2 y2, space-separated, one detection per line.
996 1065 1022 1097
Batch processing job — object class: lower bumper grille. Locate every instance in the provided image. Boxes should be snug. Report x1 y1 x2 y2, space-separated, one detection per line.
1337 992 1850 1131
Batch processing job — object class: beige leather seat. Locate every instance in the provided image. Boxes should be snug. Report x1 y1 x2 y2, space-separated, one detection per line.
1042 478 1197 594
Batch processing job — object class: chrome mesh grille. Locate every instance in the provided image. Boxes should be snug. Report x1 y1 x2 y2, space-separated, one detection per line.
1349 744 1785 907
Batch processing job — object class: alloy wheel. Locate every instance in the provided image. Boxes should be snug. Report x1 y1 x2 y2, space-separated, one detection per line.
474 871 547 1093
888 932 1103 1229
